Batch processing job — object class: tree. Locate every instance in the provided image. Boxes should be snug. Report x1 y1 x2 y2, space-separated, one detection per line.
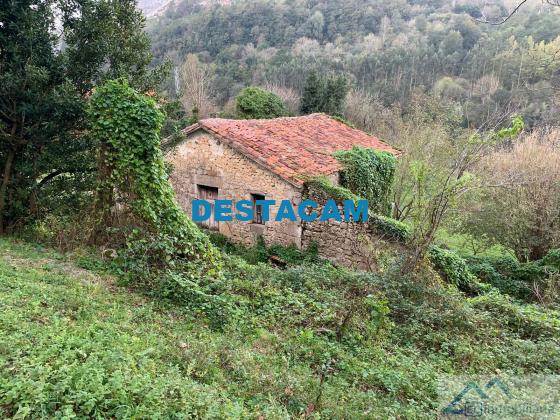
0 0 83 232
457 128 560 261
300 71 323 115
0 0 164 233
300 71 349 116
235 87 289 119
179 54 216 119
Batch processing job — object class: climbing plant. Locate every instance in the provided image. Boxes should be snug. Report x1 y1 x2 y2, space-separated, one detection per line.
334 146 397 215
88 79 221 286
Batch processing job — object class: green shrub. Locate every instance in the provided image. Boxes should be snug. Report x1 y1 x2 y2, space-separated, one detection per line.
303 176 360 203
304 176 411 243
469 292 560 340
235 86 289 119
465 253 560 303
208 231 320 266
541 249 560 270
428 246 488 295
370 214 411 242
334 146 397 214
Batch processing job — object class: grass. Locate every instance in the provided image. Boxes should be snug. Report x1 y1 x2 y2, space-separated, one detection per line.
435 229 512 258
1 237 559 418
0 239 249 418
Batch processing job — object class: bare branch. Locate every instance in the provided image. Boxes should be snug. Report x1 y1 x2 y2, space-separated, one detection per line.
474 0 530 25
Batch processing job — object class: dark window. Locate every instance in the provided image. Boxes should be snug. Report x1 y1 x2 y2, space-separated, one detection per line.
251 193 265 224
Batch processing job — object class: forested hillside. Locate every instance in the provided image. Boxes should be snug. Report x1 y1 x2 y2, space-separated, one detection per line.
148 0 560 127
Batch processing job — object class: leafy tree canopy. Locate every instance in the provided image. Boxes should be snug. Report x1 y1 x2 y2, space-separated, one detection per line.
0 0 166 233
235 86 289 119
300 71 349 116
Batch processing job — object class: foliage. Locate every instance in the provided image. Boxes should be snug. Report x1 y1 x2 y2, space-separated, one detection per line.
466 251 560 305
208 231 319 265
300 71 349 116
3 236 560 418
456 128 560 261
87 79 221 291
0 0 165 234
334 146 397 214
0 240 246 418
235 87 289 119
304 176 411 243
303 176 360 203
149 0 560 127
370 214 411 243
469 292 560 340
428 246 489 295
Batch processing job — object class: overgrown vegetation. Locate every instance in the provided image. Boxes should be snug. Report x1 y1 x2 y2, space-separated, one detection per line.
334 146 397 214
87 79 221 299
0 0 165 234
2 0 560 418
235 86 289 119
2 237 560 418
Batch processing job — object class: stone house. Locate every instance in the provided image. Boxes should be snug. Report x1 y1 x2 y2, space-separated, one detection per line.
166 113 399 267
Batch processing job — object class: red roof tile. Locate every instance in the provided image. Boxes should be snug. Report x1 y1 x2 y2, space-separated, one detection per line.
182 113 400 186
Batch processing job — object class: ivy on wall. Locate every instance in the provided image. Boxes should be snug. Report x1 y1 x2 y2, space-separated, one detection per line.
88 79 221 286
334 146 397 215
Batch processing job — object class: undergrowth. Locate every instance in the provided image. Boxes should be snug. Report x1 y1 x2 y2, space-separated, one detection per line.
1 237 559 418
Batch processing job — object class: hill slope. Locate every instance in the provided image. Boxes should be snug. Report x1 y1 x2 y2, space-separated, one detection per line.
148 0 560 127
1 238 559 418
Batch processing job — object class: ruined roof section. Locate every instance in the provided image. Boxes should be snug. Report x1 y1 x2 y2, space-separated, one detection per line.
182 113 400 186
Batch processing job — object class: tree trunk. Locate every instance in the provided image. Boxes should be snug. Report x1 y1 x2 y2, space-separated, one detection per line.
89 142 114 245
0 149 15 234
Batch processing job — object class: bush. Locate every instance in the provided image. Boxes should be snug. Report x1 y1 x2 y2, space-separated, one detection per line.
469 292 560 340
304 177 411 243
428 246 488 295
370 214 411 242
208 231 320 266
465 253 560 303
235 87 289 119
334 146 397 214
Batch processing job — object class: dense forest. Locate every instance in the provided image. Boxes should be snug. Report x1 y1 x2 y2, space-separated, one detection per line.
1 0 560 418
148 0 560 127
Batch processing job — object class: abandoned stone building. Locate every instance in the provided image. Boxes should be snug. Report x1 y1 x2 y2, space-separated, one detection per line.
166 113 400 268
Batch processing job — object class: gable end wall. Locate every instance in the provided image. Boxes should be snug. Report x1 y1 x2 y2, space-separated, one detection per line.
167 131 302 247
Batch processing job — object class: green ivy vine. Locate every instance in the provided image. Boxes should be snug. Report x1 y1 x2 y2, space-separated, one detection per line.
333 146 397 215
88 79 221 286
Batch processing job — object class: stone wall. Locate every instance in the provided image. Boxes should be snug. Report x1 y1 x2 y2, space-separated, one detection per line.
166 131 302 247
301 184 399 271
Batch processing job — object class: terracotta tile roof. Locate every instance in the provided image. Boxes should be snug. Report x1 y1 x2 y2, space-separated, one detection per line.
182 113 400 186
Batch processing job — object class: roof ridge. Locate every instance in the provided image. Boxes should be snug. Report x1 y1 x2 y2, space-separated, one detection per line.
199 113 329 125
